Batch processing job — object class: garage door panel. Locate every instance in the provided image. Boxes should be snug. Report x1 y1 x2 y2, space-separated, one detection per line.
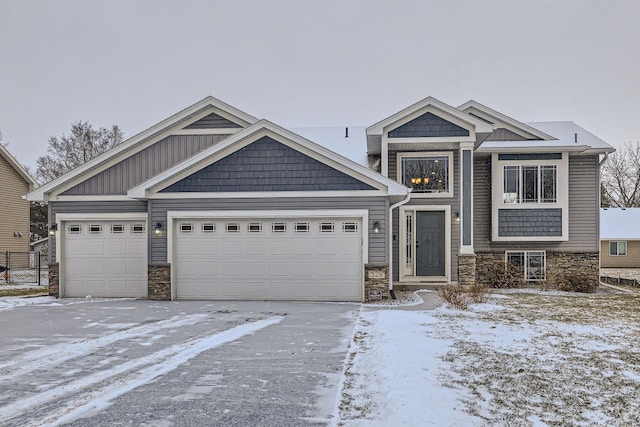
175 217 363 301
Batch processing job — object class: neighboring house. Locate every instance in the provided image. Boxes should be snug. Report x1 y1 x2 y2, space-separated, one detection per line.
0 144 37 254
600 208 640 268
30 237 49 255
28 96 613 301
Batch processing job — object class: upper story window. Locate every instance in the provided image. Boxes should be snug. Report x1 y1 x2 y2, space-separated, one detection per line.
609 241 627 256
503 165 557 204
398 152 453 197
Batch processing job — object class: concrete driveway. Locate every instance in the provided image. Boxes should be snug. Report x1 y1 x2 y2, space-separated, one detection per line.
0 298 360 426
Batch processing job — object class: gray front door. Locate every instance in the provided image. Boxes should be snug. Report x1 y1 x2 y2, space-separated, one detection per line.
415 211 445 277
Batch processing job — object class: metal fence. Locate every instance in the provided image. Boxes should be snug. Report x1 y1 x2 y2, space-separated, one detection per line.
1 251 47 285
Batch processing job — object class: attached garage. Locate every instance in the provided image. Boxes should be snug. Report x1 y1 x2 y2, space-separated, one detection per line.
170 212 366 301
59 217 148 298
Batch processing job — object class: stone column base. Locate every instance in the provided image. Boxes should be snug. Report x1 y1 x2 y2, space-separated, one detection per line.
364 263 389 302
457 253 477 286
48 263 60 297
148 263 171 300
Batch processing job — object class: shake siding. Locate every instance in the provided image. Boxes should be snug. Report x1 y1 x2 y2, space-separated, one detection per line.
0 156 30 253
62 134 229 195
389 150 460 281
49 200 148 262
149 197 387 264
474 155 600 252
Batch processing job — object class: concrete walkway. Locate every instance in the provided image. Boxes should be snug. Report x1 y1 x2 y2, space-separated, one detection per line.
397 290 443 310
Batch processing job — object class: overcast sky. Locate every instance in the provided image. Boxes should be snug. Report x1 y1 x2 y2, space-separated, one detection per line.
1 0 638 171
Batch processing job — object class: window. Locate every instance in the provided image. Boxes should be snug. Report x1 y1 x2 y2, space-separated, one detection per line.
201 223 215 233
503 165 557 204
399 153 452 196
272 222 286 232
320 222 334 232
110 224 124 234
343 222 358 233
131 224 145 234
89 225 102 235
248 223 262 233
226 223 240 233
609 241 627 256
179 223 193 233
68 225 82 234
295 222 309 233
506 251 546 281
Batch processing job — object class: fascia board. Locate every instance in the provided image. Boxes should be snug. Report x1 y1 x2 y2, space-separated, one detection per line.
476 144 590 153
366 96 493 136
28 96 259 202
129 120 410 198
0 144 37 189
458 100 556 141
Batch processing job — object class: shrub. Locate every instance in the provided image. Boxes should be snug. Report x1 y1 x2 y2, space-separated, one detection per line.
482 262 526 289
555 272 599 293
437 284 469 310
467 282 490 304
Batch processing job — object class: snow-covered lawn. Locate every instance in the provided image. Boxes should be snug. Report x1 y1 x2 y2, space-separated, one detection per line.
339 290 640 426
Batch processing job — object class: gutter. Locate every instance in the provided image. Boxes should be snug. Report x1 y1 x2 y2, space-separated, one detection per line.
388 191 412 297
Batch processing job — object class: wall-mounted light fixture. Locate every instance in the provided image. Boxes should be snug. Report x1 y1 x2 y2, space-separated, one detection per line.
13 231 23 237
455 212 460 222
49 224 58 236
154 222 163 235
372 221 381 234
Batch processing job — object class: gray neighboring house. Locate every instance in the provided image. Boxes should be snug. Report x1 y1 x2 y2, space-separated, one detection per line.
28 96 614 301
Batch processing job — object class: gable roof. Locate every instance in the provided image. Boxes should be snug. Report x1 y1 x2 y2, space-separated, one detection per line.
128 120 408 199
601 208 640 240
0 144 37 189
28 96 258 202
366 96 494 153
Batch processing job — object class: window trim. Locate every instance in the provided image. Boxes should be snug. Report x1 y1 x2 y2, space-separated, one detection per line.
396 152 454 198
609 241 627 256
505 250 546 281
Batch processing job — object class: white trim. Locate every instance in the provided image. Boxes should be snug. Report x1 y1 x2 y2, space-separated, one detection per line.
396 151 454 198
459 142 474 254
146 190 389 199
491 153 569 242
28 96 259 202
54 213 148 298
50 195 138 202
167 209 369 301
399 205 451 282
127 121 408 199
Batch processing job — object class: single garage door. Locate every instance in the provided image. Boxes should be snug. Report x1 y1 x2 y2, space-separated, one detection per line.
62 220 148 298
174 217 363 301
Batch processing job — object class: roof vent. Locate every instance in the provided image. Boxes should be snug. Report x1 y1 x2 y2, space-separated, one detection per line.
345 127 349 138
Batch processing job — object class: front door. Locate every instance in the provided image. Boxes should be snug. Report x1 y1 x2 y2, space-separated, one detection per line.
415 211 446 277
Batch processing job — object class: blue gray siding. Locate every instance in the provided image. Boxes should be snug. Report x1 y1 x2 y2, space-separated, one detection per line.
498 208 562 237
62 134 229 195
149 197 388 264
48 200 148 262
474 155 600 251
485 128 529 141
183 113 242 129
161 137 375 192
388 113 469 138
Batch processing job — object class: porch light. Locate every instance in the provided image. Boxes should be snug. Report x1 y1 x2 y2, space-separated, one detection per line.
154 222 163 235
49 224 58 236
373 221 381 234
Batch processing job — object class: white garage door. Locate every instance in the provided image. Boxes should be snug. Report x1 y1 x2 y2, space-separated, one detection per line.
174 217 363 301
62 221 148 298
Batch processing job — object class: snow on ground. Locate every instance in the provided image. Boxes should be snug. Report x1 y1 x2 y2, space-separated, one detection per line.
0 296 57 311
338 290 640 426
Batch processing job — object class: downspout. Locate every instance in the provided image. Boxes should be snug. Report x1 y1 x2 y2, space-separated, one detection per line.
599 152 609 166
388 191 412 298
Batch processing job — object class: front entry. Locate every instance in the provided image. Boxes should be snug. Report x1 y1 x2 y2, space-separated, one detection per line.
415 211 445 276
400 207 449 281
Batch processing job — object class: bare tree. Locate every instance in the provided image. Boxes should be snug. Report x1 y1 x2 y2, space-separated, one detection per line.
35 121 124 183
601 142 640 207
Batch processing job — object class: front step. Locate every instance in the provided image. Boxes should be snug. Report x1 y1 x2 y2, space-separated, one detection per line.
393 282 452 291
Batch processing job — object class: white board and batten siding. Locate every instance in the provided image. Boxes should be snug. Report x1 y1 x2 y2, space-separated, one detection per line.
169 210 368 301
55 213 148 298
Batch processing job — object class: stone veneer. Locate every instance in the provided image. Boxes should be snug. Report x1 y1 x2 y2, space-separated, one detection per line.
148 263 171 300
476 251 600 286
364 263 389 301
457 254 477 286
48 262 59 297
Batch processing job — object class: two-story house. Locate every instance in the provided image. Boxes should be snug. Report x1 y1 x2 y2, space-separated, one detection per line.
28 96 612 300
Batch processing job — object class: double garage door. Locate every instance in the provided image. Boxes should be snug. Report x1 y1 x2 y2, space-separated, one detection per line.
174 217 363 301
62 220 148 298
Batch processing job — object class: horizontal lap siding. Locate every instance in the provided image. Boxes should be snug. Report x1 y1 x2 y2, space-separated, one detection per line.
601 240 640 268
474 155 600 252
150 197 388 264
49 201 148 263
0 156 30 253
62 134 228 195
